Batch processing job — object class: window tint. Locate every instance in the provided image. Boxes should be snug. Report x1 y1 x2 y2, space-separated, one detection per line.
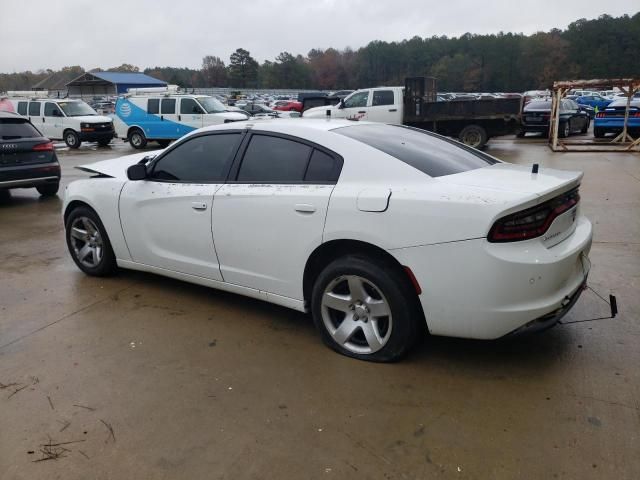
151 133 240 182
180 98 202 114
334 124 498 178
44 102 61 117
372 90 394 106
305 149 339 182
28 102 41 116
17 102 28 115
161 99 176 114
343 91 369 108
0 119 42 139
148 98 159 114
237 135 312 183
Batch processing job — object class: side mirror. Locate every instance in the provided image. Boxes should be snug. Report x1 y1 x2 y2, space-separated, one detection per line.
127 163 147 181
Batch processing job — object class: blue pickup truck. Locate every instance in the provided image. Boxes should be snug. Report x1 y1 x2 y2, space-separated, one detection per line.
594 98 640 138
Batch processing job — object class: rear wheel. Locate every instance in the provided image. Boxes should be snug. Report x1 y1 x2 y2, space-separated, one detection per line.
65 206 117 276
311 255 421 362
64 130 81 149
36 183 59 197
128 129 147 149
594 127 606 138
516 128 526 138
581 119 589 134
459 125 488 149
559 121 570 138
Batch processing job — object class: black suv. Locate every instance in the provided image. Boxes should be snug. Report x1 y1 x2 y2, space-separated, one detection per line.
0 112 60 196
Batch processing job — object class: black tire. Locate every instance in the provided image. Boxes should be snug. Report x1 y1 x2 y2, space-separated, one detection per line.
580 119 589 134
157 140 171 148
97 139 111 147
128 129 147 149
311 255 422 362
36 183 59 197
559 121 570 138
516 128 526 138
594 127 606 138
64 130 81 149
459 124 488 149
65 206 117 277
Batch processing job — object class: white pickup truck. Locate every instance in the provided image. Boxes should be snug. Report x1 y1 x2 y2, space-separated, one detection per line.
303 82 521 149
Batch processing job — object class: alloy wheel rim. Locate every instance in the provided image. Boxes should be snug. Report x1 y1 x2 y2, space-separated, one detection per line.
321 275 392 354
132 134 142 146
66 133 76 146
464 131 480 147
69 217 103 268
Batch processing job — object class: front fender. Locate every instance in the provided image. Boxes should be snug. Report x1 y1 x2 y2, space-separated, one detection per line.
63 178 131 261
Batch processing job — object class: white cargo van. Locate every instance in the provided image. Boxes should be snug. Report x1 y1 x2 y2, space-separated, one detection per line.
3 92 115 148
113 87 248 149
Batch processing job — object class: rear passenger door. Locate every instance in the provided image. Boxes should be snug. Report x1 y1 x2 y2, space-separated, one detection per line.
366 89 401 123
212 133 342 300
27 101 42 128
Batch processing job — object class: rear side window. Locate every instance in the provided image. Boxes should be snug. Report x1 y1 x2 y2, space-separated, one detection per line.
28 102 41 116
372 90 394 106
334 124 498 178
237 135 312 183
161 99 176 114
0 119 42 139
17 102 28 115
148 99 159 114
305 149 340 182
150 133 240 182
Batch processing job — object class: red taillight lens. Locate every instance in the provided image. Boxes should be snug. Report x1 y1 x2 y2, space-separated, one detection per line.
488 188 580 242
33 141 54 151
596 112 605 118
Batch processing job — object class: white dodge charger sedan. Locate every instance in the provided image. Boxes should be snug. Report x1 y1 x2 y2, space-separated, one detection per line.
63 119 592 362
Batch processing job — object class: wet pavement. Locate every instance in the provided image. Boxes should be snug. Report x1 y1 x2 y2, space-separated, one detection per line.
1 138 639 479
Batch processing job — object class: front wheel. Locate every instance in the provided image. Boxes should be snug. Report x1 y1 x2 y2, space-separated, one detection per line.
128 129 147 149
459 125 488 149
64 130 81 149
65 206 117 276
311 255 421 362
36 183 59 197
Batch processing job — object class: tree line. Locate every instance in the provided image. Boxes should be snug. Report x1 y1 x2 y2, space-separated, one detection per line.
1 13 638 93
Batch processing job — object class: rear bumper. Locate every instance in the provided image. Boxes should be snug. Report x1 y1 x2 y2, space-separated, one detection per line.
0 163 61 188
390 215 593 340
522 123 550 133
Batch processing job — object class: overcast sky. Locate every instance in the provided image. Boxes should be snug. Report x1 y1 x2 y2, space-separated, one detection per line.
1 0 638 72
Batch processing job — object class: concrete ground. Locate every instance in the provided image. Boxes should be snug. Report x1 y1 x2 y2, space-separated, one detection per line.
0 137 638 480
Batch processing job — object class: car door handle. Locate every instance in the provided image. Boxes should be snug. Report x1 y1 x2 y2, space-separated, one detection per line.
358 111 366 114
294 203 316 213
389 108 397 112
191 202 207 211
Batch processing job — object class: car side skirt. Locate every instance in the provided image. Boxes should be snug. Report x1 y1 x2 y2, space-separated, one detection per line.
116 259 307 313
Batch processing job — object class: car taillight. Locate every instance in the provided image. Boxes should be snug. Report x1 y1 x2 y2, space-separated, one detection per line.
596 112 605 118
488 188 580 242
33 141 54 151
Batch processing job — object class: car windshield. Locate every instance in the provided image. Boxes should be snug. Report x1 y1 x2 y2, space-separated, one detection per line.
58 101 97 117
525 101 551 110
333 124 499 178
198 97 226 114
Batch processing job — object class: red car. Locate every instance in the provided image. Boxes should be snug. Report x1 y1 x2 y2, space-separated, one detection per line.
272 100 303 113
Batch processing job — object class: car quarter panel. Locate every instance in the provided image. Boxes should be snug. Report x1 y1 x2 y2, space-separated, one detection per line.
63 178 131 261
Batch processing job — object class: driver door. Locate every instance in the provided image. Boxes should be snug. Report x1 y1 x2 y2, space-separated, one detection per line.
340 91 370 121
119 131 243 280
178 97 204 131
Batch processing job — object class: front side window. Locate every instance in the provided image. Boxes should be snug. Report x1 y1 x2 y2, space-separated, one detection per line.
334 124 499 178
44 102 62 117
372 90 394 106
28 102 41 116
237 135 312 183
180 98 203 114
150 133 240 182
161 99 176 114
343 91 369 109
148 98 159 114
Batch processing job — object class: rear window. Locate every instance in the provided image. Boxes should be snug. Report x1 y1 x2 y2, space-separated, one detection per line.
333 124 498 178
526 101 551 110
0 119 42 139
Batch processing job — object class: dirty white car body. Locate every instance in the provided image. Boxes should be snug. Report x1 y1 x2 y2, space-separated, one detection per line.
63 119 592 361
